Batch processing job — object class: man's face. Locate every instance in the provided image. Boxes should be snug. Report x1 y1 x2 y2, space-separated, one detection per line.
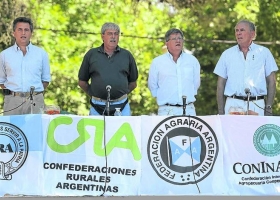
235 22 255 46
165 33 183 53
13 22 32 46
101 29 119 49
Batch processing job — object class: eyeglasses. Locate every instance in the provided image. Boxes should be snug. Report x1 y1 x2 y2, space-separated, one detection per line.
106 32 119 36
168 37 183 41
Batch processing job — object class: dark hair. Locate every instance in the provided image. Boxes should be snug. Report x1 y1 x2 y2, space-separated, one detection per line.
13 17 33 32
165 28 184 42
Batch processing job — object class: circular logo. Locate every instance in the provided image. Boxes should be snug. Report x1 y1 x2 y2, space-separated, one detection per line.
253 124 280 157
147 116 219 185
0 122 28 180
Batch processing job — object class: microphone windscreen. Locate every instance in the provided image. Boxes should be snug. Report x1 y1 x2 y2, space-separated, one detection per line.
244 88 250 94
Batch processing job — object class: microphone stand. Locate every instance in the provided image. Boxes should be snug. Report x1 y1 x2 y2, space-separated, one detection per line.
246 92 250 115
30 91 34 114
106 90 110 116
29 86 36 114
182 96 186 116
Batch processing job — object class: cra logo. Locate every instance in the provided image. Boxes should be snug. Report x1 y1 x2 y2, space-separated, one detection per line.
0 122 28 180
253 124 280 157
147 116 219 185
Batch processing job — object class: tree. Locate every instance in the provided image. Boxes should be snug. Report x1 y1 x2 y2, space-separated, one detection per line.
26 0 176 115
0 0 29 50
0 0 30 114
257 0 280 114
1 0 279 116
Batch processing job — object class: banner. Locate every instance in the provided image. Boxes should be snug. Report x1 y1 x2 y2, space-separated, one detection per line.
221 115 280 195
140 115 228 195
41 115 142 196
0 115 44 197
0 114 280 197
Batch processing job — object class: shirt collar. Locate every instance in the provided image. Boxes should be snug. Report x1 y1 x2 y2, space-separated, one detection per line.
98 43 120 53
237 41 255 52
13 42 32 52
166 50 183 59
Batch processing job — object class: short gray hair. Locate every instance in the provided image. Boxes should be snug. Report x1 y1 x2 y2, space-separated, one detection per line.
236 19 257 39
101 22 120 34
165 28 184 42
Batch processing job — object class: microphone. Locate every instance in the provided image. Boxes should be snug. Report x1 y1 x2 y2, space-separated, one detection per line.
245 88 250 95
30 86 35 101
30 86 35 114
182 95 187 115
106 85 111 116
30 86 35 96
244 88 250 115
106 85 111 92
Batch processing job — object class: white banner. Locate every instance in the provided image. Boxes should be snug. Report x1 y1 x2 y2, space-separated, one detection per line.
140 115 228 195
0 115 44 197
41 115 142 196
0 114 280 197
221 115 280 195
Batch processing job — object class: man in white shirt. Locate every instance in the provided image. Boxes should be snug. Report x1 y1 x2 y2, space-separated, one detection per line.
214 20 278 116
148 28 201 116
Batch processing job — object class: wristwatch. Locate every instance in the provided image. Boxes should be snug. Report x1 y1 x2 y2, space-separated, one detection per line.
266 105 272 109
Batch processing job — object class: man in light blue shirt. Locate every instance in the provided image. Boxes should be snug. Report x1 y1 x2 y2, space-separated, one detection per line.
148 28 201 116
214 20 278 116
0 17 51 115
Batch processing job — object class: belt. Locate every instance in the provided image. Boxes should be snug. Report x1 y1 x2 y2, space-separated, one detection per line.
92 94 127 103
165 102 193 107
227 95 265 101
10 91 44 97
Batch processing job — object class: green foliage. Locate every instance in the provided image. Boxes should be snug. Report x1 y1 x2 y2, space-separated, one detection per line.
0 0 29 113
0 0 29 50
27 0 173 116
0 0 279 116
257 0 280 114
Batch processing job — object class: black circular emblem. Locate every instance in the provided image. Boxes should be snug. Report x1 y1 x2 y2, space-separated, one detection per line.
147 116 219 185
0 122 28 180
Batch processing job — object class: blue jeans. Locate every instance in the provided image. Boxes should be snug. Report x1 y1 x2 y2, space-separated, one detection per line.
89 98 131 116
